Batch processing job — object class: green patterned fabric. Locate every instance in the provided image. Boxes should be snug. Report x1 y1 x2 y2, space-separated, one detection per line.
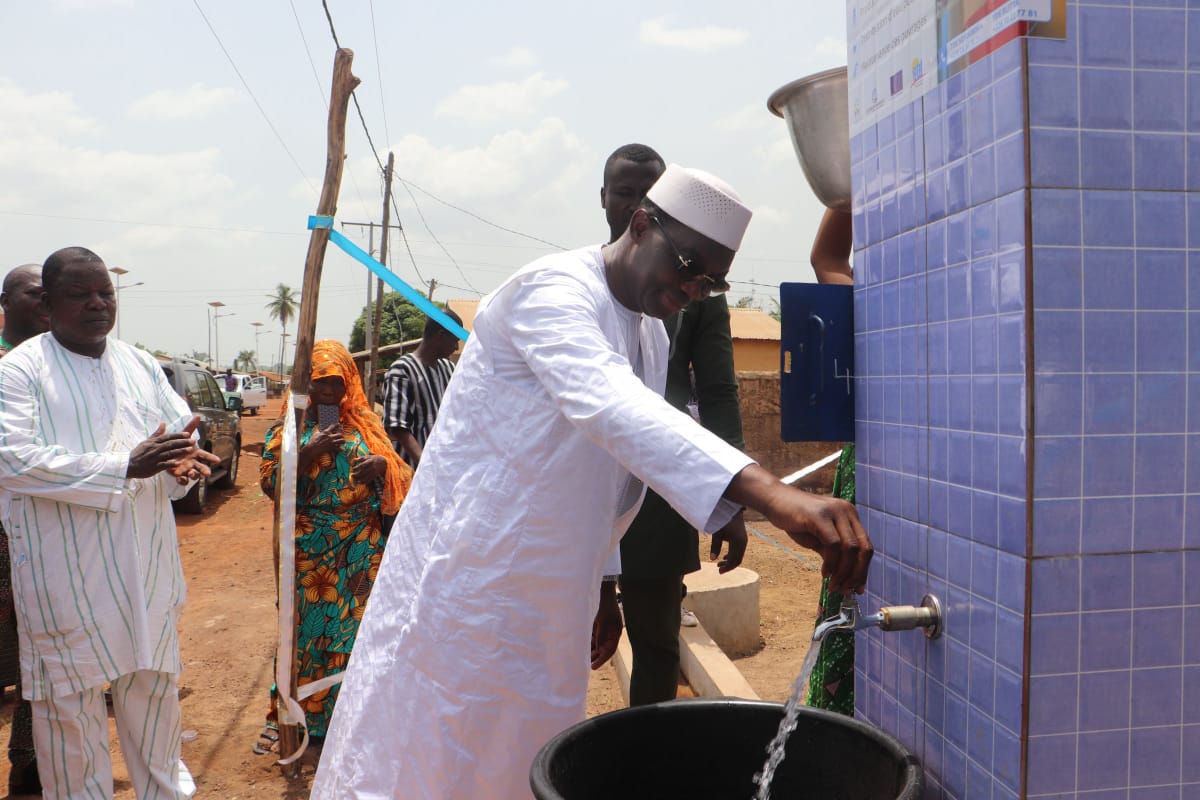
806 443 856 715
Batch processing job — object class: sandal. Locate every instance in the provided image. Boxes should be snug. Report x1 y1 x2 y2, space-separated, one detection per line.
252 725 279 755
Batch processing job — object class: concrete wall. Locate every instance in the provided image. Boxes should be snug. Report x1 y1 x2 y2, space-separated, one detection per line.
737 370 842 491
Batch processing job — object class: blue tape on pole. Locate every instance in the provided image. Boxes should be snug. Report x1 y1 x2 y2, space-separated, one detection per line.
309 220 470 342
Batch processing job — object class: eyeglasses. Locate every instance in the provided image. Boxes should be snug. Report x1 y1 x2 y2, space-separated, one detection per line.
648 215 730 297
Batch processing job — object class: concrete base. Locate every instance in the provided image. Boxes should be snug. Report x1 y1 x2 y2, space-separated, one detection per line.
683 561 761 657
613 622 760 704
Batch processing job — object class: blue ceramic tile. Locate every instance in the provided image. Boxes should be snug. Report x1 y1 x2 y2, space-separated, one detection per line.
1188 133 1200 191
995 191 1024 256
898 184 917 232
972 317 997 374
1026 733 1077 794
1135 133 1187 190
997 255 1023 314
1187 666 1200 723
1082 131 1134 189
1034 310 1083 372
971 203 996 261
925 115 945 173
993 728 1021 794
880 144 898 197
1035 436 1083 499
1132 494 1180 551
927 218 947 271
1136 311 1188 371
1029 8 1079 65
994 665 1022 733
947 212 970 269
882 192 900 241
1083 310 1135 372
1083 435 1135 497
943 71 965 108
1137 373 1188 433
949 429 973 484
926 169 947 225
878 115 895 149
1190 8 1200 70
1191 437 1200 492
973 435 1000 493
1135 71 1187 132
928 322 948 376
1030 65 1080 129
883 237 900 283
946 159 969 216
1132 607 1184 667
1035 374 1083 435
1134 8 1188 68
969 599 997 657
1032 557 1080 614
1083 247 1135 309
1080 610 1133 671
968 88 994 154
998 494 1027 556
1033 498 1081 556
969 146 996 207
1032 246 1082 309
995 313 1024 375
973 374 999 435
946 104 967 164
1082 553 1132 611
1130 726 1182 788
1136 192 1188 248
993 68 1024 140
1192 313 1200 370
995 133 1026 197
994 606 1022 673
994 550 1024 611
943 741 968 800
1079 669 1132 731
862 122 878 158
996 376 1025 438
1077 729 1131 790
1032 128 1081 188
1080 5 1133 68
1082 496 1134 553
996 435 1025 498
971 491 998 547
1083 373 1135 434
1030 673 1078 735
1135 434 1187 495
1081 68 1133 130
1188 607 1200 668
1083 190 1135 247
967 648 996 718
1033 190 1082 246
1133 667 1184 727
1032 612 1082 675
895 102 914 137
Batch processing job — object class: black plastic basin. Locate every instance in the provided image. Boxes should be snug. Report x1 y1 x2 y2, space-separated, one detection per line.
530 698 922 800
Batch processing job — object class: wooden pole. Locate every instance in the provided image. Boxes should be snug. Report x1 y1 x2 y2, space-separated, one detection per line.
366 152 394 405
276 46 360 773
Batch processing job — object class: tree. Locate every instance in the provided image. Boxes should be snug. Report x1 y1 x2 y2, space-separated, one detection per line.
348 292 430 367
265 283 299 373
234 350 257 373
733 294 781 322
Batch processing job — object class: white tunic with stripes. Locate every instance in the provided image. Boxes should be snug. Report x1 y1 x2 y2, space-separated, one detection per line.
0 334 193 701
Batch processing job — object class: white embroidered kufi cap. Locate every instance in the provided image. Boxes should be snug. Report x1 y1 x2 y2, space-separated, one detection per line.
644 164 753 251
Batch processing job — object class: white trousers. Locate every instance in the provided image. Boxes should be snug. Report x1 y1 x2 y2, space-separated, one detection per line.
31 669 195 800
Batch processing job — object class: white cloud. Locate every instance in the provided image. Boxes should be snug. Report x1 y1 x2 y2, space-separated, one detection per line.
0 78 98 138
128 83 243 121
434 72 568 124
493 47 537 68
639 16 748 51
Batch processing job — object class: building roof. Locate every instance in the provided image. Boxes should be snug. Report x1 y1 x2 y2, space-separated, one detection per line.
727 307 780 341
444 299 779 341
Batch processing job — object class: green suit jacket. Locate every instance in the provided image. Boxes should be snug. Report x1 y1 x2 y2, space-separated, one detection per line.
618 294 745 579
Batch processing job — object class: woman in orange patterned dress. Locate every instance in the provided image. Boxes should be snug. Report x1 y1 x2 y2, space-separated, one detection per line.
256 340 412 749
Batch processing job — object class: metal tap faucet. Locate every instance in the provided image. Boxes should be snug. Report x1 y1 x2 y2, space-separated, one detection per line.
812 594 943 641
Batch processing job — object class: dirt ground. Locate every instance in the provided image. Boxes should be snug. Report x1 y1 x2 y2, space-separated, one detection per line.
0 412 826 798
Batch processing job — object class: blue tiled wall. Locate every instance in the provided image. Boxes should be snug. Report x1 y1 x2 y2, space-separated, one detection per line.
849 3 1197 798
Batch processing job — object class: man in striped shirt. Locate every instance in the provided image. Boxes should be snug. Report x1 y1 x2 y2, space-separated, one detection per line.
382 308 462 468
0 248 218 799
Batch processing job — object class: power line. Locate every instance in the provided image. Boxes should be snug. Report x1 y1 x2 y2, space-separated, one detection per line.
191 0 316 194
398 178 569 251
396 181 481 297
368 0 391 145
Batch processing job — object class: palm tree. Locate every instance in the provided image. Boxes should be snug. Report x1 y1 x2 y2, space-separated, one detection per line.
265 283 298 373
234 350 257 373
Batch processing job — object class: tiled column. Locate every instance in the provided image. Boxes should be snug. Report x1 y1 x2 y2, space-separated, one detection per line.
848 3 1198 799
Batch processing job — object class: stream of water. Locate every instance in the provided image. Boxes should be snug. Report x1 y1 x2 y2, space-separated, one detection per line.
751 640 824 800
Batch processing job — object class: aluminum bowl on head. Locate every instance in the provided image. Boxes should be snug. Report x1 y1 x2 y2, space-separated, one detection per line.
768 66 851 211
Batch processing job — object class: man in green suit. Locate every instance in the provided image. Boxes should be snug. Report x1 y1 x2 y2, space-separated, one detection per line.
601 144 748 704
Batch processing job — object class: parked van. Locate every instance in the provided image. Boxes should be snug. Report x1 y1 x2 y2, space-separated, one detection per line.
223 373 269 415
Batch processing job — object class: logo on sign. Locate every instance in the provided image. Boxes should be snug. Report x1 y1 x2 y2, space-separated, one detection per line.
889 70 903 96
911 57 925 86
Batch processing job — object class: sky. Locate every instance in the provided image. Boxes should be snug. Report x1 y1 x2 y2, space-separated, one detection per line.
1 0 847 370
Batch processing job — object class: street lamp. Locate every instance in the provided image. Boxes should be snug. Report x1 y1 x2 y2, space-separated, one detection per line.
109 267 144 340
251 322 267 373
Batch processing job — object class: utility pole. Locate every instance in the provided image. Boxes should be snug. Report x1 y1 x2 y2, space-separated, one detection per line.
368 152 395 405
426 277 436 300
